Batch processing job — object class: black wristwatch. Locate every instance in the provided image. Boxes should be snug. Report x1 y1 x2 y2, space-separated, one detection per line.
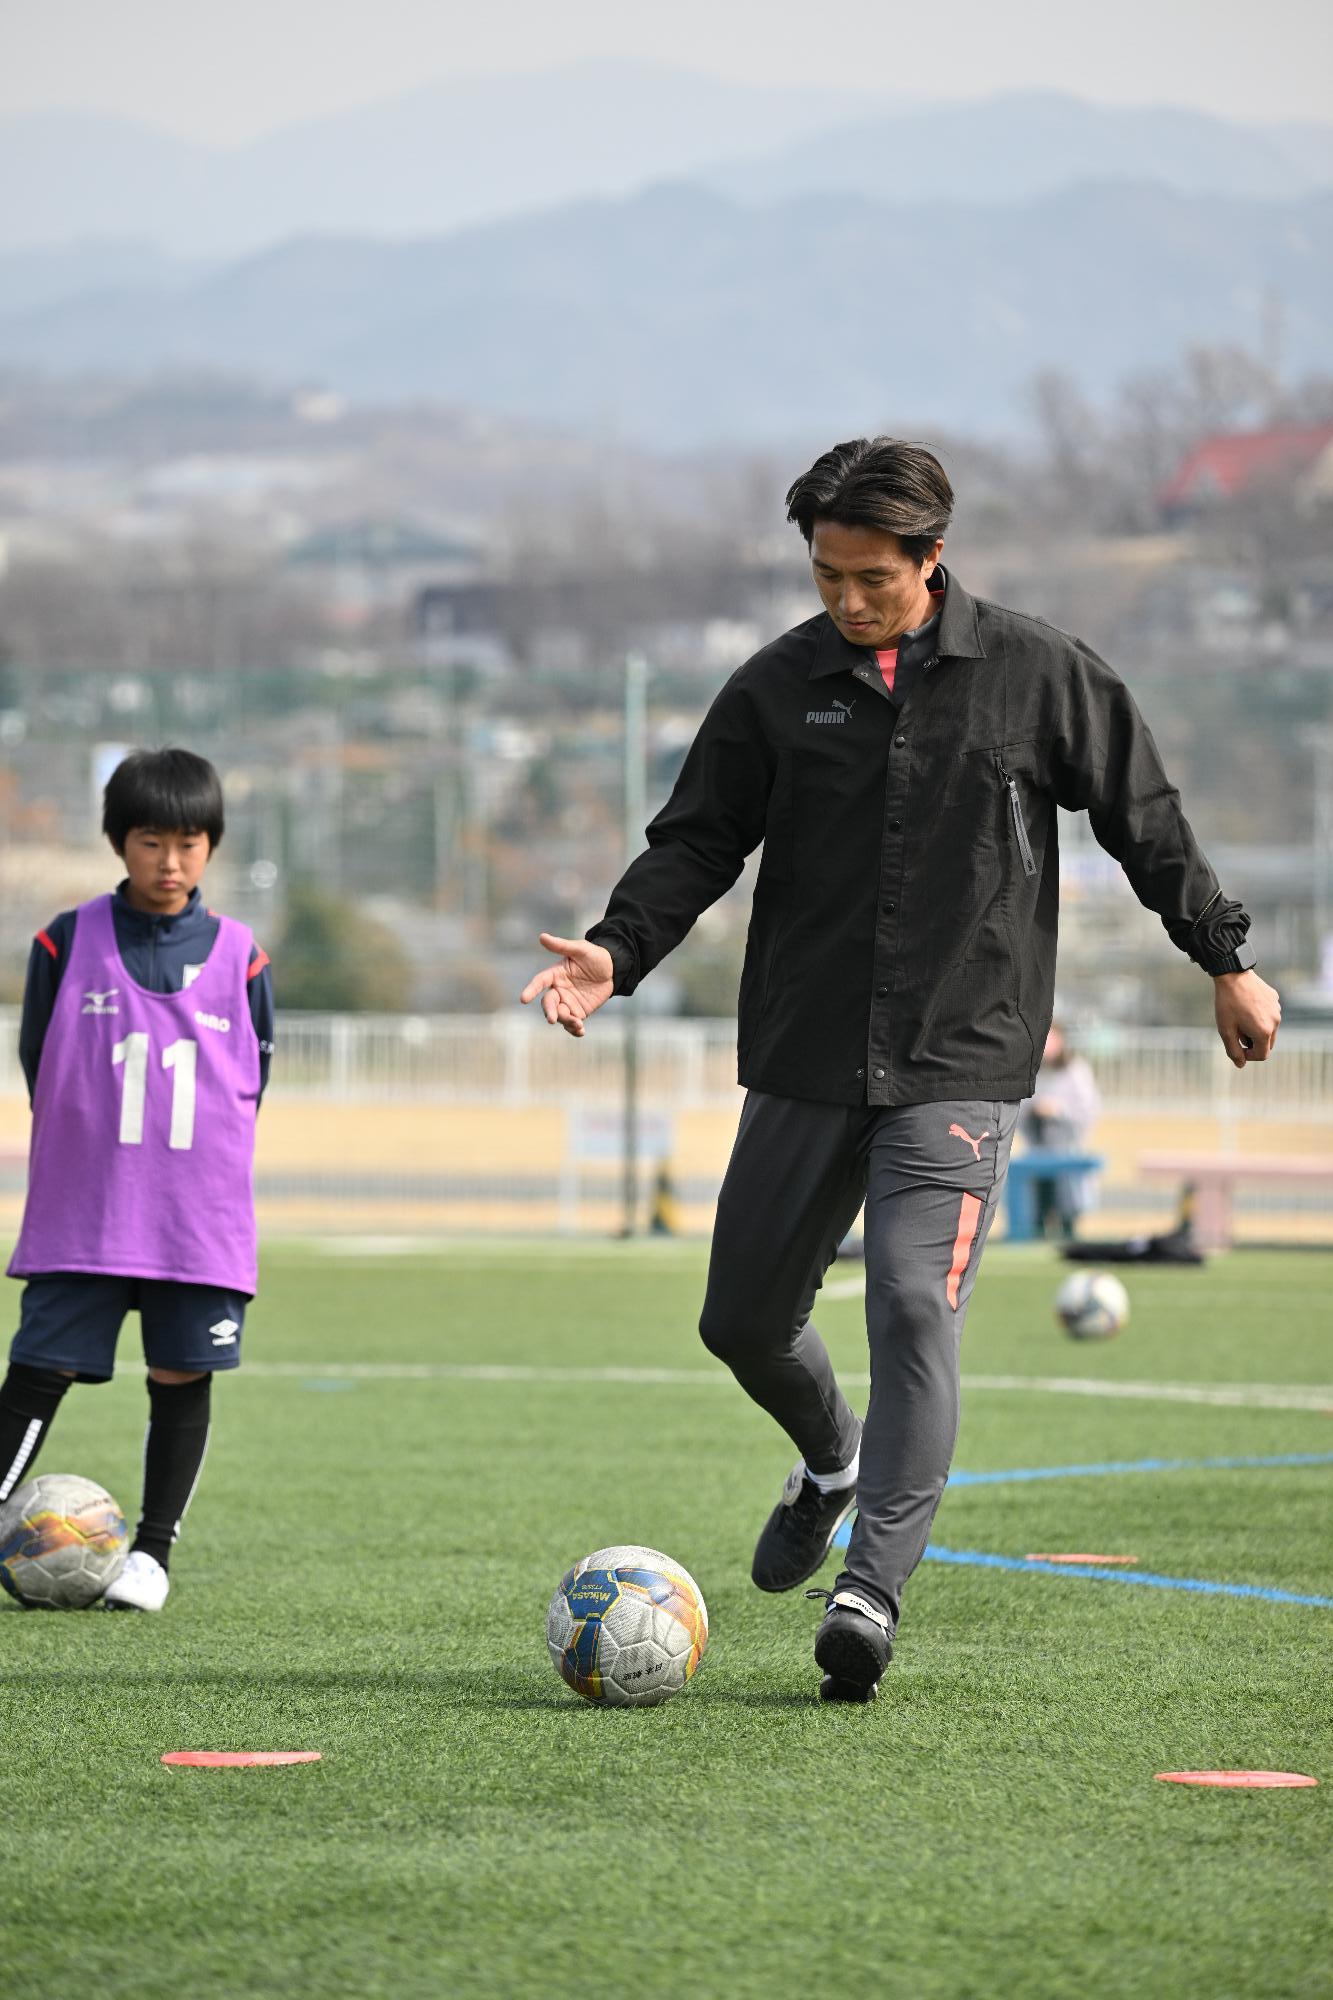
1201 941 1257 977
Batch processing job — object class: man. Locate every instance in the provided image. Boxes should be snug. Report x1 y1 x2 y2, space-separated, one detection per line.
521 437 1281 1703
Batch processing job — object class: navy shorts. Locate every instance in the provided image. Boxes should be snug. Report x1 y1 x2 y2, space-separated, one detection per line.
10 1275 249 1382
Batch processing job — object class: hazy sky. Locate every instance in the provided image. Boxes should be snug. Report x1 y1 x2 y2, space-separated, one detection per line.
4 0 1331 140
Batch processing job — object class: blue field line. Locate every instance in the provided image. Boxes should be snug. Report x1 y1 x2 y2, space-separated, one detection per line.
827 1448 1332 1606
946 1450 1333 1489
921 1545 1333 1609
833 1452 1333 1549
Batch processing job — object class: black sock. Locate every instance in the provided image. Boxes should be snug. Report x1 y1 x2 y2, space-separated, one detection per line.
133 1375 212 1570
0 1364 71 1504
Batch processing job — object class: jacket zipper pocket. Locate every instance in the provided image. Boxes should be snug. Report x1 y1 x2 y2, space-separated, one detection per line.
995 755 1037 878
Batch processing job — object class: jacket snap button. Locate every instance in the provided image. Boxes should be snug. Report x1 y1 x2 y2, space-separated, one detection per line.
876 985 889 997
855 1067 865 1079
894 734 906 747
882 901 896 915
872 1067 886 1081
889 818 902 831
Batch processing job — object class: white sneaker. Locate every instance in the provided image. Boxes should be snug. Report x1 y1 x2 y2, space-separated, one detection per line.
103 1550 170 1612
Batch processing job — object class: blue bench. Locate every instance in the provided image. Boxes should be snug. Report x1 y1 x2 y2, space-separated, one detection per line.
1003 1149 1104 1243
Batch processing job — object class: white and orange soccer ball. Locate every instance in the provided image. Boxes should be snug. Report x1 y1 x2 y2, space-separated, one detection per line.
1054 1269 1130 1340
546 1543 708 1707
0 1473 128 1608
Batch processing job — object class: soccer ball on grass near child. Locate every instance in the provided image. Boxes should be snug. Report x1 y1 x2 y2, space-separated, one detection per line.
547 1544 708 1707
0 1473 128 1608
1054 1270 1130 1341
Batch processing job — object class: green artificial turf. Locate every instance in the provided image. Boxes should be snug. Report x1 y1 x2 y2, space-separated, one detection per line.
1 1244 1329 1999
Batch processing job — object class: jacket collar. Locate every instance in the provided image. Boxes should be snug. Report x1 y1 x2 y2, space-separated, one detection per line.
113 881 209 940
808 566 987 680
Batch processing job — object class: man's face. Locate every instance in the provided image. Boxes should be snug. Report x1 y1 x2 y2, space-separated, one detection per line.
809 521 943 650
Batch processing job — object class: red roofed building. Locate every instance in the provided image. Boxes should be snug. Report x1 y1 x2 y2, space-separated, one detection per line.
1160 422 1333 516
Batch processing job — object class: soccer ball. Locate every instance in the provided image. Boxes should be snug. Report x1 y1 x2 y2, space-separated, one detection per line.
1054 1270 1130 1341
547 1543 708 1707
0 1473 128 1608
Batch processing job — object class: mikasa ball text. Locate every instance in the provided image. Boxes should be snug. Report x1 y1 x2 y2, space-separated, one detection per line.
547 1544 708 1706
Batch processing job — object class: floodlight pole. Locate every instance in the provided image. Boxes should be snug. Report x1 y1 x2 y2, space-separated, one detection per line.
621 651 648 1237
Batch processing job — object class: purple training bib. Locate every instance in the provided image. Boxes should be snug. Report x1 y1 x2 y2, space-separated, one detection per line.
9 894 260 1291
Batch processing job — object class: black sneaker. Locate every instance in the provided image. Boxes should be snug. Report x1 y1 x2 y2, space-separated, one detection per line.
808 1588 894 1702
751 1460 857 1594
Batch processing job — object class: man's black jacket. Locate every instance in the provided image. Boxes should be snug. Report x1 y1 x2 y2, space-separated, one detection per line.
587 569 1250 1108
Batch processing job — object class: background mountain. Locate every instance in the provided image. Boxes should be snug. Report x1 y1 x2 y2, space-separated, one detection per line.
2 181 1328 445
0 239 213 316
1 73 1329 264
0 64 882 257
700 92 1333 206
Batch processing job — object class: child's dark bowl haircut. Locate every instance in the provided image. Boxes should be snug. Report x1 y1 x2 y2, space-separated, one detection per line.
102 748 225 853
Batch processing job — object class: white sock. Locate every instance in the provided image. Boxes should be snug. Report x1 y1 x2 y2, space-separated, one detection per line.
805 1447 859 1495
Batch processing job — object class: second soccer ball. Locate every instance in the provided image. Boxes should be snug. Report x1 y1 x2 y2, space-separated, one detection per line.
547 1543 708 1707
1054 1270 1130 1340
0 1472 128 1607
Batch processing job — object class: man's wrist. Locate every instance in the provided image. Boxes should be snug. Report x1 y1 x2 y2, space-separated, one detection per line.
587 932 634 994
1201 941 1257 978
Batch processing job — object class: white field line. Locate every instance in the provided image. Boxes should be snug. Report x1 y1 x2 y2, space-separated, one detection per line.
960 1375 1333 1413
822 1276 872 1299
234 1359 1333 1412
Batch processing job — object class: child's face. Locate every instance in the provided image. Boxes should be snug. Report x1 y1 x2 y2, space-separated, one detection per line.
120 826 211 916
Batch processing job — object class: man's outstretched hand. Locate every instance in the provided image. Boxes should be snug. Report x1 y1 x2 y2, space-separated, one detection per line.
520 934 616 1038
1213 969 1282 1069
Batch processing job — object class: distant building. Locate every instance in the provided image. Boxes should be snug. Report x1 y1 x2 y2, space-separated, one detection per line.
414 559 803 676
1160 422 1333 518
287 518 482 572
287 516 484 623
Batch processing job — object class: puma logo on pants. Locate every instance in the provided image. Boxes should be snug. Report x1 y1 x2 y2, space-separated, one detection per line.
948 1122 990 1162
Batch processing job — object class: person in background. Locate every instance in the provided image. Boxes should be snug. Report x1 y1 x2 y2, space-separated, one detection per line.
1019 1021 1101 1239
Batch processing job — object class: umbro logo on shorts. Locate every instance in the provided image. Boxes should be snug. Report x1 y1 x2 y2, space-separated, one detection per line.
82 988 120 1015
209 1319 239 1346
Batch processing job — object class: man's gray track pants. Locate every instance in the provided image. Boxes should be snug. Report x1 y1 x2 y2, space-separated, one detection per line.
699 1091 1020 1627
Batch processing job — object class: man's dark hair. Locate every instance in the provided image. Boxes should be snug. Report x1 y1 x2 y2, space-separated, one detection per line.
102 747 225 852
785 437 954 564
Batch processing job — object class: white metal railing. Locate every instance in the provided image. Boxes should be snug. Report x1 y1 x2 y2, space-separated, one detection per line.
4 1008 1329 1120
272 1010 743 1105
1069 1024 1333 1126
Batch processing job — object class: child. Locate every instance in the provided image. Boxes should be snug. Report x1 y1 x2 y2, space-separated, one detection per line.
0 747 273 1609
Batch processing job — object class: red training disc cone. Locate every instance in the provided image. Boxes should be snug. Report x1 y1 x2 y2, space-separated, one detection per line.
162 1751 322 1767
1155 1770 1317 1789
1025 1553 1138 1565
